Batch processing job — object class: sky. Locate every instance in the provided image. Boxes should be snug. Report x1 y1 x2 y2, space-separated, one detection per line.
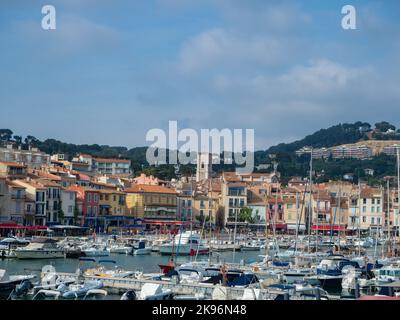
0 0 399 150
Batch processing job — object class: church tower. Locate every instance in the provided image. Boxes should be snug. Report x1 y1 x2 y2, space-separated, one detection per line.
196 153 212 182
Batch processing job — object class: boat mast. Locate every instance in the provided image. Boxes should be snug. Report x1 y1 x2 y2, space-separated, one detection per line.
308 148 313 253
397 147 400 248
358 181 362 257
337 184 342 252
189 183 194 262
294 192 299 255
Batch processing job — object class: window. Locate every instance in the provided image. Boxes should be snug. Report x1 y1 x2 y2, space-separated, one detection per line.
363 206 367 213
70 192 74 200
377 217 381 224
362 216 367 223
287 204 293 209
377 199 381 205
68 206 73 213
372 199 375 205
88 193 92 202
239 199 244 207
363 198 367 204
87 207 92 216
94 206 98 215
113 195 116 202
377 206 381 212
371 207 375 213
371 217 375 224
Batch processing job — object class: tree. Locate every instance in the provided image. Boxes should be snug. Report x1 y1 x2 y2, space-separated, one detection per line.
375 121 396 133
24 135 39 146
239 207 253 223
215 206 225 230
13 135 22 145
73 205 80 225
58 208 65 224
0 129 13 141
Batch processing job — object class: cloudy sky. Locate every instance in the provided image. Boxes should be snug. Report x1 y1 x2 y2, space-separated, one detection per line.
0 0 399 150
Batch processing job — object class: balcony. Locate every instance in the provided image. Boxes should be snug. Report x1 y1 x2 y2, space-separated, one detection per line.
11 194 26 200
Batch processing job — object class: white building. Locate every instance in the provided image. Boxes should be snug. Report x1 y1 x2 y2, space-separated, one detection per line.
196 153 212 182
61 189 76 225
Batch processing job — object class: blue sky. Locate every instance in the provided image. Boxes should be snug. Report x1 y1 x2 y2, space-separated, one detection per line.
0 0 399 150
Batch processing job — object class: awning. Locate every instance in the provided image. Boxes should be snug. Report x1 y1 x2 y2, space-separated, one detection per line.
144 220 191 225
268 223 287 229
312 225 348 231
99 205 112 209
287 224 306 231
0 224 47 230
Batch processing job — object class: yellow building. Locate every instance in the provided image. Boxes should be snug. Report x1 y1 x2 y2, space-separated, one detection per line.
282 188 307 233
125 184 177 220
98 189 127 216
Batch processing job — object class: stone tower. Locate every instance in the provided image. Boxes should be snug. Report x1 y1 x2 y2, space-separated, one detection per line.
196 153 212 182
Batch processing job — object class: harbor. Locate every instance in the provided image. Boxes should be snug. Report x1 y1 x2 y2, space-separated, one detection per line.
1 230 400 301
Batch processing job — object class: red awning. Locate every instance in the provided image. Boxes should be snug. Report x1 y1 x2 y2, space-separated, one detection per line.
312 225 348 231
144 220 191 225
0 224 47 229
268 223 287 229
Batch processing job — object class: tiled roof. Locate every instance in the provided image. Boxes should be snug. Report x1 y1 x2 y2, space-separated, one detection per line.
125 184 176 195
0 161 26 168
94 158 130 164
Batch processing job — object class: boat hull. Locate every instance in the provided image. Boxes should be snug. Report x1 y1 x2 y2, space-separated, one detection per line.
15 250 65 259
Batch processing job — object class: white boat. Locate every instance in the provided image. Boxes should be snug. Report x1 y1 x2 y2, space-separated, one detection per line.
14 238 65 259
133 240 152 255
159 231 209 256
83 245 109 257
139 283 173 300
375 265 400 284
108 245 133 255
241 240 261 251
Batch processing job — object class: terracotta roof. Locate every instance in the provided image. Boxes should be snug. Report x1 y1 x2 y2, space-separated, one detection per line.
94 158 130 164
125 184 176 195
0 162 26 168
14 180 47 190
98 189 125 195
6 181 26 188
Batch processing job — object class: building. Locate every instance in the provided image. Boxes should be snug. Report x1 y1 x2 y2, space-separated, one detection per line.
281 188 306 232
125 184 177 228
61 188 77 225
93 158 131 175
13 180 47 226
68 186 100 230
331 145 373 160
196 153 212 182
221 173 247 226
358 187 384 232
71 154 131 176
382 144 400 157
0 144 50 169
0 162 27 180
0 181 27 225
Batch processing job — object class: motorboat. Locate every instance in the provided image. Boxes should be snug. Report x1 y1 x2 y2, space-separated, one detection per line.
59 280 104 299
83 259 136 278
241 240 261 251
82 245 109 257
133 240 151 255
139 283 174 300
159 231 209 256
14 238 65 259
108 244 133 255
0 237 30 258
0 269 36 300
